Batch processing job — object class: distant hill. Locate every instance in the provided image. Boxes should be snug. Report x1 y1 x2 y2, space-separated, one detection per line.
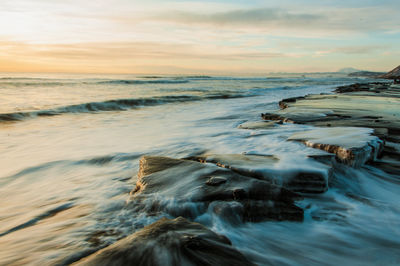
337 67 384 78
337 67 361 73
348 71 385 78
380 65 400 79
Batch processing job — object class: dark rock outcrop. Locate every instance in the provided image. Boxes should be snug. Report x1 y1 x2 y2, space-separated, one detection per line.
191 154 330 194
379 65 400 83
130 156 303 223
334 82 391 93
347 71 385 78
74 217 255 266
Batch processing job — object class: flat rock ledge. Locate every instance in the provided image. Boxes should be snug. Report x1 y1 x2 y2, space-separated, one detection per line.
130 156 303 223
190 154 330 194
237 121 279 129
288 127 384 168
74 217 255 266
261 82 400 173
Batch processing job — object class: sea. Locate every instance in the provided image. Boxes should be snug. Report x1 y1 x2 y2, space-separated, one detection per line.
1 73 399 265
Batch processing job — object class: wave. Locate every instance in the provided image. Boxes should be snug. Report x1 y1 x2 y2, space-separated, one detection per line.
0 77 191 86
0 202 74 237
96 79 189 85
180 75 212 79
0 76 299 87
0 76 333 87
0 77 49 80
2 82 78 87
0 94 250 123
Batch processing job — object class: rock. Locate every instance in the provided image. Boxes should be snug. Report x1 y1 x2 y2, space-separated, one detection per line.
74 217 255 266
261 82 400 173
262 107 331 124
260 113 287 122
206 176 227 186
263 88 400 132
288 127 384 168
130 156 303 223
191 154 331 194
379 65 400 84
347 71 385 78
279 96 305 109
238 121 277 129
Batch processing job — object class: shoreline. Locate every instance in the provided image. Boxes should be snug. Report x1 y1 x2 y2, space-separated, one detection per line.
262 81 400 175
73 81 400 265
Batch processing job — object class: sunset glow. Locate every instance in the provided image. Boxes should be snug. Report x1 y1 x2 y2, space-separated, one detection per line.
1 0 399 74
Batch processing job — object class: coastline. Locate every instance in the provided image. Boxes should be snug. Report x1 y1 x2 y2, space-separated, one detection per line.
73 81 400 265
262 81 400 175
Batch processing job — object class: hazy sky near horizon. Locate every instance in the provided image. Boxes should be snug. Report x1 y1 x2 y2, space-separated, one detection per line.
0 0 399 74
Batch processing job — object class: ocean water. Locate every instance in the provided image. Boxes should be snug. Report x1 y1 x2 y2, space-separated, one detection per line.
1 73 399 265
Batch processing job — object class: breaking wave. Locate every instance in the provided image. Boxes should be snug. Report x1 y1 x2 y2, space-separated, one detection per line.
97 79 190 85
0 94 250 123
0 78 190 86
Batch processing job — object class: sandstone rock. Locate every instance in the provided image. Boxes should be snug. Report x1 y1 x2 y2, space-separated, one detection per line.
74 217 255 266
191 154 330 194
130 156 303 223
237 121 278 129
288 127 384 168
261 82 400 173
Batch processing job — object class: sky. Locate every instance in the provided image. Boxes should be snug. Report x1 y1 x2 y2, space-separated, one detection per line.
0 0 399 74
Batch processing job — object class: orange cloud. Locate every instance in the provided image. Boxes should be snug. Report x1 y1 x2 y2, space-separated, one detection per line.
0 40 294 74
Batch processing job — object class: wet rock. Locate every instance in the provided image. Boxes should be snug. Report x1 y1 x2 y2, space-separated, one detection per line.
261 113 287 122
307 153 336 165
263 90 400 132
279 96 305 109
262 82 400 173
74 217 255 266
286 173 330 193
238 121 277 129
192 154 330 194
131 156 303 222
288 127 384 168
212 201 244 224
262 109 330 124
347 71 385 78
335 83 378 93
206 176 227 186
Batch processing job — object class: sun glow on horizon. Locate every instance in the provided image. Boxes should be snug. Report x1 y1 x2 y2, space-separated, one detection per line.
0 0 399 74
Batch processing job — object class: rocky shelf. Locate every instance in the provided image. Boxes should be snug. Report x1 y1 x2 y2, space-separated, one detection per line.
262 82 400 175
131 156 304 223
73 81 400 265
74 217 255 266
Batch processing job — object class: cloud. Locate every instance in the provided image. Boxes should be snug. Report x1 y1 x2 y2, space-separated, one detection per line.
314 45 385 57
156 8 322 27
1 2 398 73
151 6 400 35
1 39 291 61
0 39 295 73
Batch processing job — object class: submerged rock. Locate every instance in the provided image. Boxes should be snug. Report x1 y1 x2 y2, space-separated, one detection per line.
192 154 330 194
238 121 278 129
74 217 255 266
288 127 384 168
131 156 303 223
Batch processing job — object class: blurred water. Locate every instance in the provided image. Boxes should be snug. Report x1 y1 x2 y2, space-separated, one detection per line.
1 73 399 265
